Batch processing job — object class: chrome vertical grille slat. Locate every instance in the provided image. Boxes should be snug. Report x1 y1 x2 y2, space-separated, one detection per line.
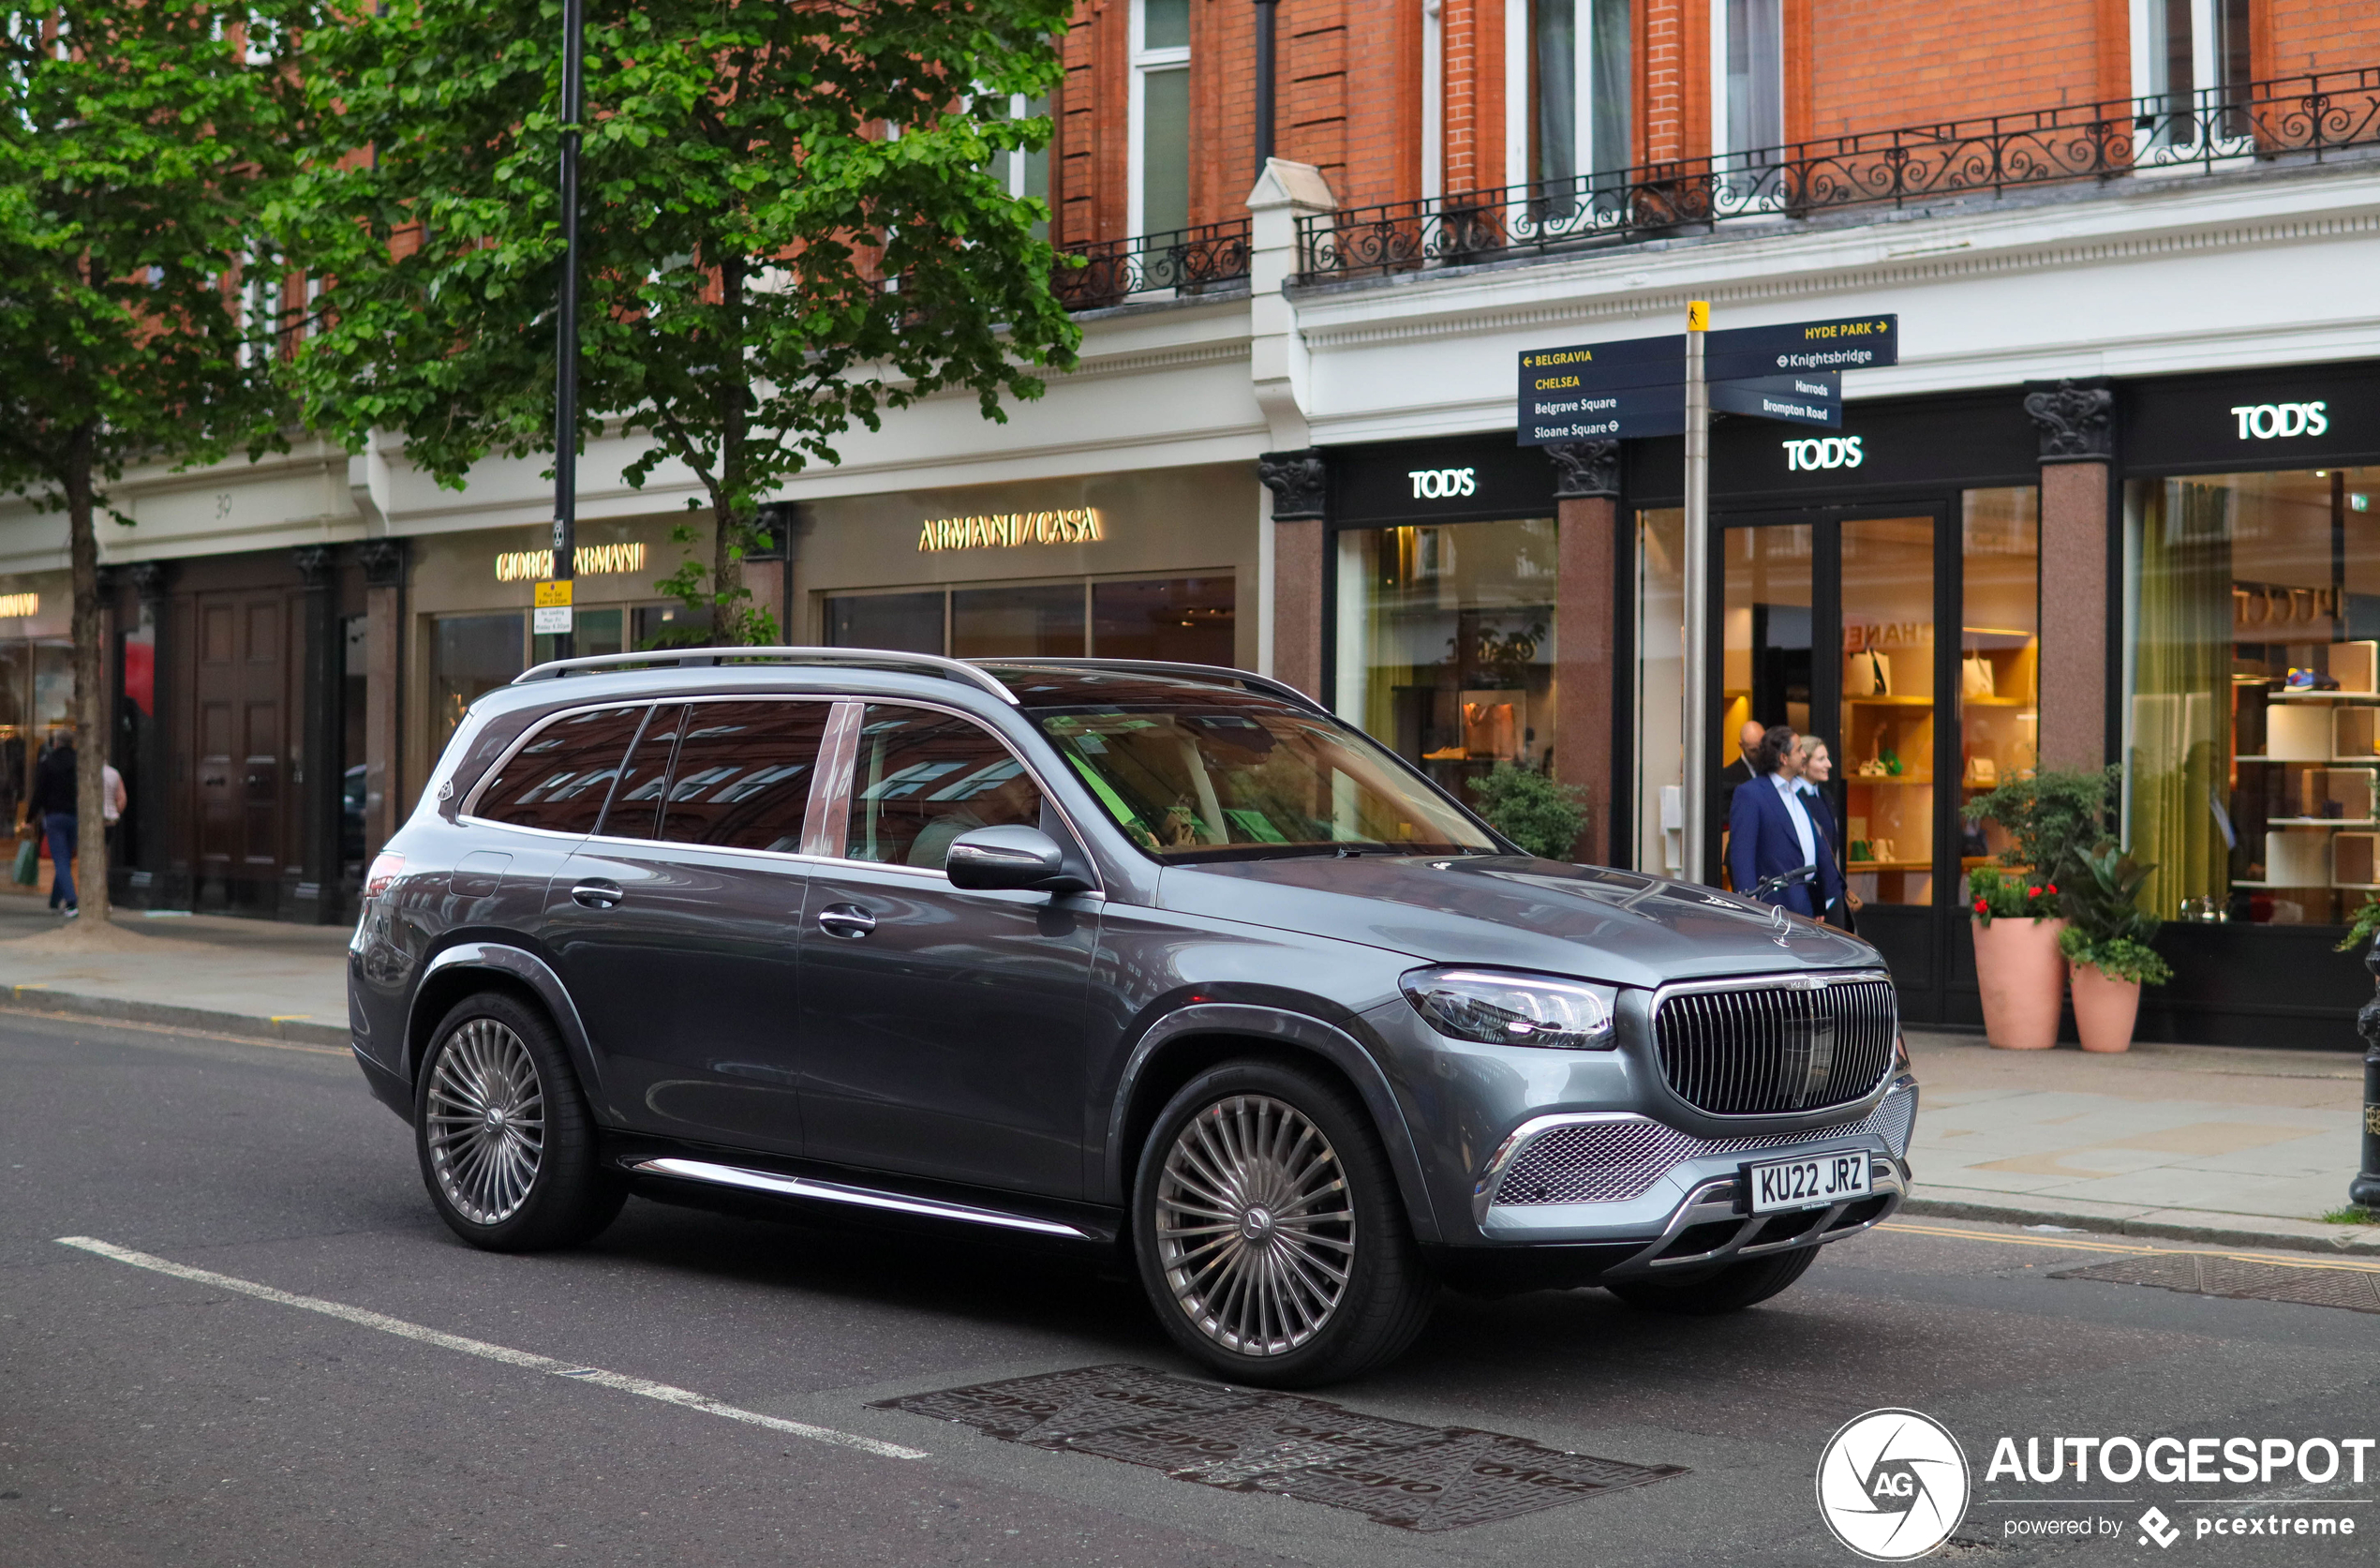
1651 976 1898 1116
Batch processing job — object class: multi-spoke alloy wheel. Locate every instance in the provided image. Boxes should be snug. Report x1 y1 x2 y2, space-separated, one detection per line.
424 1018 546 1225
1154 1093 1357 1357
412 993 622 1252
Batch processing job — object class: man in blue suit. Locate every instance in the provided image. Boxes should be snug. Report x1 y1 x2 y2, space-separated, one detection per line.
1727 724 1844 920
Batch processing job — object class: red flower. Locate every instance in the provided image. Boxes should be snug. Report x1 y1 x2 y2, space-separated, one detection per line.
2028 886 2042 897
2046 884 2059 895
1973 898 1987 913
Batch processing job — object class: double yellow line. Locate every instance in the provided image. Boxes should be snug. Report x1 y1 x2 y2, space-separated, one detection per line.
1877 1219 2380 1276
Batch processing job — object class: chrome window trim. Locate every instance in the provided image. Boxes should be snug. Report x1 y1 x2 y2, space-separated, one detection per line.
1647 968 1895 1006
457 699 655 826
820 694 1107 894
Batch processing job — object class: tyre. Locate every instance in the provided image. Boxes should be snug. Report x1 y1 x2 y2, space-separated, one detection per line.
414 991 625 1252
1132 1059 1434 1387
1606 1245 1819 1315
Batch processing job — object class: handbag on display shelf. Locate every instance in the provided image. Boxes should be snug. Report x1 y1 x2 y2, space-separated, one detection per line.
1961 654 1997 698
1845 650 1894 697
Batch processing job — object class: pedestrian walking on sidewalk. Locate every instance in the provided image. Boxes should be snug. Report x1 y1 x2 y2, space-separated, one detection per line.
26 732 79 917
1729 724 1843 921
101 759 126 857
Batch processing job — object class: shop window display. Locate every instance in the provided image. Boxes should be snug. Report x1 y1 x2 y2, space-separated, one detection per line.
1957 489 2041 873
1334 519 1559 803
822 575 1236 665
2125 466 2380 926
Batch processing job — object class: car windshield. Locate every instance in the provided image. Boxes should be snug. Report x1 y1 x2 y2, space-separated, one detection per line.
1028 700 1497 861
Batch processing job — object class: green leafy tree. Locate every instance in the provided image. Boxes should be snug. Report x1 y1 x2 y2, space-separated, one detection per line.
285 0 1080 645
0 4 313 923
1961 765 2121 875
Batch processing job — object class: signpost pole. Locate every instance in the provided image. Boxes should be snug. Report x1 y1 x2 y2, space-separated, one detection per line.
1681 301 1711 885
549 0 584 660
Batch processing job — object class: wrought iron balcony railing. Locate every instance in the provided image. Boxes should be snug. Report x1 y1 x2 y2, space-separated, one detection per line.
1302 67 2380 283
1053 218 1252 310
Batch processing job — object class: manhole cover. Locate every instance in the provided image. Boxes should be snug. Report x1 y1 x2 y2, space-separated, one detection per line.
2053 1252 2380 1313
875 1364 1686 1531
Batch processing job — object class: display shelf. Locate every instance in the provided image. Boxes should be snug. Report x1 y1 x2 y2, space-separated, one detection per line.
2269 692 2380 704
2266 817 2380 828
1960 696 2035 709
1849 859 1932 872
1845 695 1935 707
1848 774 1934 785
2234 756 2380 764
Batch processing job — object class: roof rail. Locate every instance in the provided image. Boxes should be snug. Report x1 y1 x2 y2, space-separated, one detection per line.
512 647 1019 704
970 657 1331 716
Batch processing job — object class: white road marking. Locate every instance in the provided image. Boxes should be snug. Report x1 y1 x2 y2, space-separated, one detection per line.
55 1235 928 1461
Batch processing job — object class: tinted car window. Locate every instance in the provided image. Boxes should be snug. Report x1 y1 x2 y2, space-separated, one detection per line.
598 704 684 841
659 700 830 852
471 705 646 834
846 705 1042 869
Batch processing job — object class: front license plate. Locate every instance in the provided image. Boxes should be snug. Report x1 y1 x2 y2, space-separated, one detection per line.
1745 1152 1871 1215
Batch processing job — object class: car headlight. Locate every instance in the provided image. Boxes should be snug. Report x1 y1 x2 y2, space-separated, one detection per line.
1400 968 1618 1051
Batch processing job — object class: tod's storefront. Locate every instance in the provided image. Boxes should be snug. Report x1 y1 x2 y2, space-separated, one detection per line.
795 466 1258 670
1295 361 2380 1047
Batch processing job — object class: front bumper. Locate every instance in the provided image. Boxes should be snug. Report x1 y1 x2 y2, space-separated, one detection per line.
1599 1151 1907 1278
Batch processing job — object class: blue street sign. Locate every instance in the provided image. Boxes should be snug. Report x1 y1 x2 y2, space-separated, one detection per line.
1708 372 1841 427
1516 314 1894 444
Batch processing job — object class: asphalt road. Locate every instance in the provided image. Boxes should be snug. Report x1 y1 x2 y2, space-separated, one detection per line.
3 1007 2374 1568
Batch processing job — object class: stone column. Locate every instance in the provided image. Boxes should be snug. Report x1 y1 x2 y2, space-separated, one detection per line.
1257 450 1327 701
292 545 342 922
1547 441 1621 863
2023 380 2115 771
356 539 409 859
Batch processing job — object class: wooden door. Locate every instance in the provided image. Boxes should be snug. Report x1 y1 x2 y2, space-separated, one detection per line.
194 593 289 885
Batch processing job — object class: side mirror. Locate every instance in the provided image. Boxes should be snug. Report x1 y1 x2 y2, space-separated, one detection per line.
945 825 1091 895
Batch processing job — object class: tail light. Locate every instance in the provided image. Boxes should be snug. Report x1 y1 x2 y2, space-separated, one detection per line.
364 852 405 899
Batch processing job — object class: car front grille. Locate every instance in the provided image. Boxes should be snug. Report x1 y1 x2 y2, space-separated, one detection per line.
1488 1086 1915 1207
1651 976 1897 1115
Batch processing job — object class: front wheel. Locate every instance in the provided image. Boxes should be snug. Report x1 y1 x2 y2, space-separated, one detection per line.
1132 1060 1434 1387
1606 1246 1818 1315
414 992 624 1252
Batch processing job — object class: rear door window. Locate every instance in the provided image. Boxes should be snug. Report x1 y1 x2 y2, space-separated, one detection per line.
598 704 685 841
845 705 1043 869
659 701 832 853
471 705 646 834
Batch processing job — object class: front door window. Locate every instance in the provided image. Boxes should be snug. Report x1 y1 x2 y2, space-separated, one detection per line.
1839 516 1937 907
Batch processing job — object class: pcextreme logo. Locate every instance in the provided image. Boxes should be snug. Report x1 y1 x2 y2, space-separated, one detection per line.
1816 1409 1971 1561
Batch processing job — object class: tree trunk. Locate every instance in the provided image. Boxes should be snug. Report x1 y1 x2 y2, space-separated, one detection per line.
712 255 750 643
66 424 110 925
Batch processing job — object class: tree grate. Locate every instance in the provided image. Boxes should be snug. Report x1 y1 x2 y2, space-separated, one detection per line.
2052 1252 2380 1314
873 1363 1687 1531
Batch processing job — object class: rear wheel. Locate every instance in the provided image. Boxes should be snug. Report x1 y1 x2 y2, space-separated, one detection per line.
1606 1246 1818 1315
414 992 624 1252
1132 1060 1434 1387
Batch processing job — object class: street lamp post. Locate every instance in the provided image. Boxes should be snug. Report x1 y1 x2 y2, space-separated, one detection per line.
549 0 584 660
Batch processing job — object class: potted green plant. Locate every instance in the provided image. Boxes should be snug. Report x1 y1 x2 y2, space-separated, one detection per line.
2054 844 2173 1053
1469 763 1589 861
1968 866 2067 1050
1960 768 2117 1051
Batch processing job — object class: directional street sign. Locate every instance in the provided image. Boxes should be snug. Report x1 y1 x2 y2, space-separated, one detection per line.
1516 314 1895 444
1707 371 1841 428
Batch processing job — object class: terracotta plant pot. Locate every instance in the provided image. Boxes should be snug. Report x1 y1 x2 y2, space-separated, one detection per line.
2069 962 2143 1053
1970 916 2067 1050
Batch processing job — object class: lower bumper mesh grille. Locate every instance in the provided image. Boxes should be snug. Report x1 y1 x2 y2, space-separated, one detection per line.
1490 1087 1914 1208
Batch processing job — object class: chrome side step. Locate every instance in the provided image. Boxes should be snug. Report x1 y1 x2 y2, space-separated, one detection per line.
627 1157 1095 1240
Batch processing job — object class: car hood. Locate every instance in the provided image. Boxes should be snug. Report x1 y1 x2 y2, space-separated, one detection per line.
1154 854 1880 989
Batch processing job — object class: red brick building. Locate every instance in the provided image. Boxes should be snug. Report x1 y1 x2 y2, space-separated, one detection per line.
1042 0 2377 245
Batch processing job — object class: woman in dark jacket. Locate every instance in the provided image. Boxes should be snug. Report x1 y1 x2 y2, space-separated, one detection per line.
1726 724 1844 920
25 735 77 916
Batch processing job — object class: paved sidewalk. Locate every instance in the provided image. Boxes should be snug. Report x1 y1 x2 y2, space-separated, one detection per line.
0 895 349 1045
1 895 2372 1254
1903 1029 2377 1254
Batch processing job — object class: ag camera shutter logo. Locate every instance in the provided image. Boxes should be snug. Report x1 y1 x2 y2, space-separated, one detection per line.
2230 401 2328 440
1783 436 1865 471
1407 467 1479 500
1816 1408 1971 1561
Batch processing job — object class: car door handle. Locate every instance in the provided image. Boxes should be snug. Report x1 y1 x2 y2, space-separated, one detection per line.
571 879 623 909
816 903 876 938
